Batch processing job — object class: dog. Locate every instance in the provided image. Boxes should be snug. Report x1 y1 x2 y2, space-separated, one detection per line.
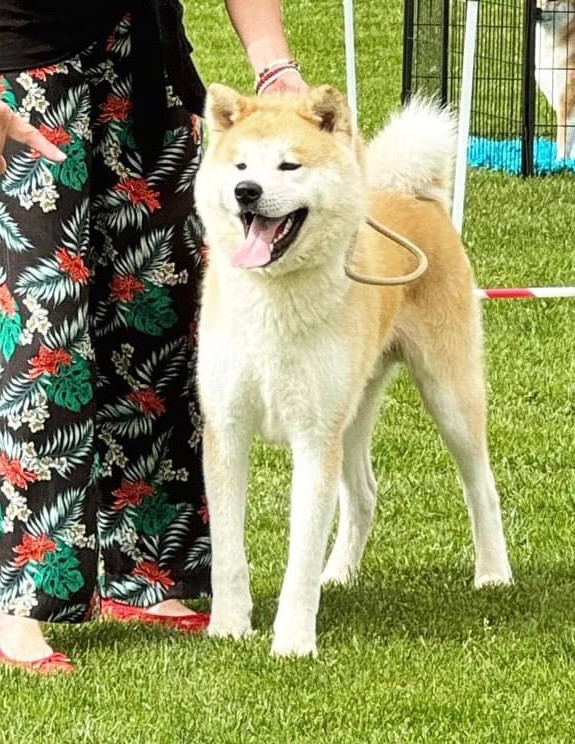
194 84 512 657
535 0 575 160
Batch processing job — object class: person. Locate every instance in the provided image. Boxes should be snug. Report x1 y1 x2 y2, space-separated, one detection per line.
0 0 307 674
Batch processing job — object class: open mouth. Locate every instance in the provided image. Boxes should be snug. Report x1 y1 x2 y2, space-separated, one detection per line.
232 208 308 269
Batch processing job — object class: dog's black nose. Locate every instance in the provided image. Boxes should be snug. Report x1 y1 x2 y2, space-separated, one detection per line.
235 180 263 206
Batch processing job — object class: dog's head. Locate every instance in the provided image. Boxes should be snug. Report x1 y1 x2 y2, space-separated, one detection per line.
195 84 366 276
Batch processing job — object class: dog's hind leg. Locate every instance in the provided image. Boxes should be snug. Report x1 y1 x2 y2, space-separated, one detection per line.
402 306 512 588
321 365 397 585
565 111 575 160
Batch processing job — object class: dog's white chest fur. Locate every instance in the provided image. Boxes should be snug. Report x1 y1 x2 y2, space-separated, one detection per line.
198 261 353 446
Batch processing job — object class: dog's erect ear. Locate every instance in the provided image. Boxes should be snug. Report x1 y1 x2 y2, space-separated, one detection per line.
301 85 353 135
203 83 254 133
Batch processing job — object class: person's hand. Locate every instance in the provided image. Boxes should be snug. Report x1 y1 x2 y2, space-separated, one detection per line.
0 101 66 174
260 69 309 96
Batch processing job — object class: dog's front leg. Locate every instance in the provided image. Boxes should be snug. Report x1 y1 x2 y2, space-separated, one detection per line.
272 438 342 657
203 421 253 639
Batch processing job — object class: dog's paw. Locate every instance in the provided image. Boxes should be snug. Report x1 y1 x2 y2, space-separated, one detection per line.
474 567 513 589
271 632 318 658
320 561 355 586
208 616 253 640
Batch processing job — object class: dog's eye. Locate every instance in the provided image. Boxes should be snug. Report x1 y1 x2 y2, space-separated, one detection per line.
236 163 247 170
278 162 301 171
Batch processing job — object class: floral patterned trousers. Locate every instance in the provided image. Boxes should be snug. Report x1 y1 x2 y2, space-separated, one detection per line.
0 16 211 622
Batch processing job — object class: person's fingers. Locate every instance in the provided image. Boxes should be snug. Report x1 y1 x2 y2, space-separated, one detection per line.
8 115 66 162
0 103 66 164
0 105 11 160
0 155 6 175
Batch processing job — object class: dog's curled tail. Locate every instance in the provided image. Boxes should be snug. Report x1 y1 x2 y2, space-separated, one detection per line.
366 97 457 211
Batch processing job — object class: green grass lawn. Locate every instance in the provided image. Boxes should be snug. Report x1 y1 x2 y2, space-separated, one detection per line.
3 2 575 742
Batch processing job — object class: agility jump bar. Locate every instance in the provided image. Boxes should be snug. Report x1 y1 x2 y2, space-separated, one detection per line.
475 287 575 300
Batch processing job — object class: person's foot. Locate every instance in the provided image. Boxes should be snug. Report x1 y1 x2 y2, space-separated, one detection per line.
100 598 210 633
146 599 202 616
0 613 74 674
0 613 53 662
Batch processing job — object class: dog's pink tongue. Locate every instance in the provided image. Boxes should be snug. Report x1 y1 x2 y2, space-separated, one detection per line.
231 216 283 268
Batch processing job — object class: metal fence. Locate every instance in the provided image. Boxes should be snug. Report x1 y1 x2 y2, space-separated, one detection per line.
402 0 573 176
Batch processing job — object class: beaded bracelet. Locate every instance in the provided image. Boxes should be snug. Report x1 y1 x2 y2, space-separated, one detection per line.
255 59 301 95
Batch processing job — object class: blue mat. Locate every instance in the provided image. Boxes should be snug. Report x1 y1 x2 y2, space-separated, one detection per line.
468 136 575 174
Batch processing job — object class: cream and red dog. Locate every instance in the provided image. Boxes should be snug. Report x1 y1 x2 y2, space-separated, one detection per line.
194 84 512 657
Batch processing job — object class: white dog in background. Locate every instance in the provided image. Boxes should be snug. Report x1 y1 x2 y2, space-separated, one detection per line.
194 84 512 658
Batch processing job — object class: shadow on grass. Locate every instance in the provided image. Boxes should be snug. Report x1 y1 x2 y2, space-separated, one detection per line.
48 616 197 659
49 566 575 657
252 565 575 644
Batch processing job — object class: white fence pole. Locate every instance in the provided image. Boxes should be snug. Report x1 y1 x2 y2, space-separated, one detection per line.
452 0 479 234
343 0 358 127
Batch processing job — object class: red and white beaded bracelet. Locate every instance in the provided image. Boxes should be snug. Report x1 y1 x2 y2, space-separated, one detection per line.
255 58 301 95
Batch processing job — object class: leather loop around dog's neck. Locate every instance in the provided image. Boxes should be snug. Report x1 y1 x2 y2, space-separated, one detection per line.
344 217 429 287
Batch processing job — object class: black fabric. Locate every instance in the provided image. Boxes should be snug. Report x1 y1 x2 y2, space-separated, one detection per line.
0 1 206 170
0 1 126 71
130 0 206 170
156 0 206 114
131 0 168 172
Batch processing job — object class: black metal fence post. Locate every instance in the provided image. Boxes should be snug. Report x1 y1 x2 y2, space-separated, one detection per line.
402 0 415 103
522 0 537 176
440 0 450 106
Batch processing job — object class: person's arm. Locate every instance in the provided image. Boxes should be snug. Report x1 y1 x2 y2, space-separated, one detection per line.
0 102 66 173
224 0 308 94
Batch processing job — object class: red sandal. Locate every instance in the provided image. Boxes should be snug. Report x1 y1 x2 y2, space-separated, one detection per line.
0 647 74 675
100 598 210 633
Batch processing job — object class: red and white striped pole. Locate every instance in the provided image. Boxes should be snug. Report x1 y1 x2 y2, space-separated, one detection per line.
475 286 575 300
